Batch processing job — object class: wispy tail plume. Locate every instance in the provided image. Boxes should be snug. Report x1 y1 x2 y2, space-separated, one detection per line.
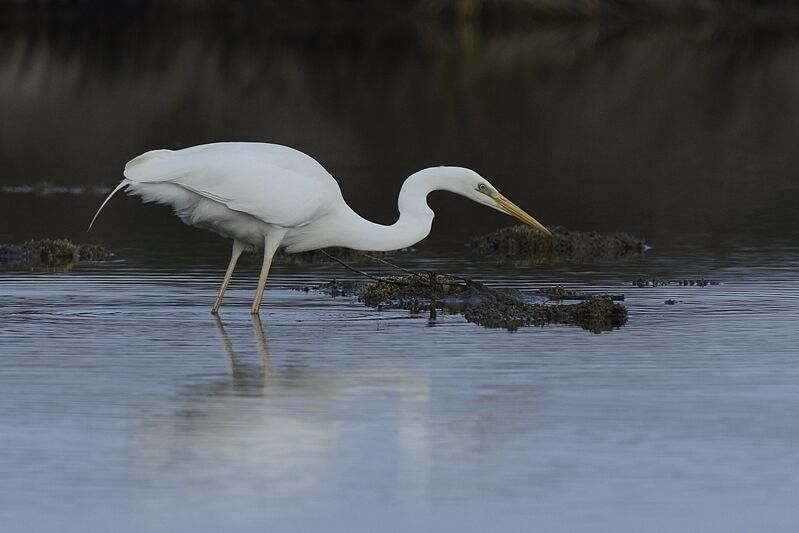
88 179 129 231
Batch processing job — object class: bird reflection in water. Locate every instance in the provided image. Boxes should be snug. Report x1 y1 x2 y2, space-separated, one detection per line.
212 314 273 395
129 316 347 482
129 317 542 500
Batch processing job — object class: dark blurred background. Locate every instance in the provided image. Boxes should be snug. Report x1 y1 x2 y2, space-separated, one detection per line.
2 0 798 257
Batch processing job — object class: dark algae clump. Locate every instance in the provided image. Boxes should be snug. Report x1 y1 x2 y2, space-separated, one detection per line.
355 273 627 332
469 225 648 263
464 295 627 333
359 274 465 312
0 238 107 269
536 285 579 298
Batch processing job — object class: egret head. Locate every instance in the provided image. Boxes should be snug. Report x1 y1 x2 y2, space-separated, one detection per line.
455 169 552 237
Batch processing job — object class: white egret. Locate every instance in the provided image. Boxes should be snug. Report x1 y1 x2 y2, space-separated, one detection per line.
89 142 550 314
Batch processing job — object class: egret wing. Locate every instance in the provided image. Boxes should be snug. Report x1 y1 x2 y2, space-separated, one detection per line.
123 143 343 227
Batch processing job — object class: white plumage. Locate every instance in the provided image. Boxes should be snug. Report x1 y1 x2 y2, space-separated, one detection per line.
90 142 550 314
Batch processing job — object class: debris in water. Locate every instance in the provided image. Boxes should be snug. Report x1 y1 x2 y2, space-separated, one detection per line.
318 279 361 298
300 251 627 332
0 182 111 195
537 285 625 302
358 273 467 312
469 225 649 263
335 273 628 332
633 278 720 287
464 294 627 333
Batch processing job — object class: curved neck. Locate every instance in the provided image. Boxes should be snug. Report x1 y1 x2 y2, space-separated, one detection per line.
307 168 468 252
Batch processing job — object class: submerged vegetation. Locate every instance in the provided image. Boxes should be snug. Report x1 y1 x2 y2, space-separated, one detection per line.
469 225 648 263
0 239 107 269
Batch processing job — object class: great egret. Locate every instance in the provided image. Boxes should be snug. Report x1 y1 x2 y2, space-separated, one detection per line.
89 142 550 314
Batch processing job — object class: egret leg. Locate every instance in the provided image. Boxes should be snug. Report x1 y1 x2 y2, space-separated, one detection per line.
211 240 246 314
251 231 286 315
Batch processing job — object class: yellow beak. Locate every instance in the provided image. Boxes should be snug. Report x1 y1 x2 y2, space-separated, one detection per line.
494 194 552 237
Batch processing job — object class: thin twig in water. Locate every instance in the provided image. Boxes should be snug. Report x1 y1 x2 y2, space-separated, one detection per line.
359 252 475 290
323 249 478 292
319 249 405 285
359 252 428 280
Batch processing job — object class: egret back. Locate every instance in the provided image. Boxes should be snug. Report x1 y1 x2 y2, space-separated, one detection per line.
123 142 344 228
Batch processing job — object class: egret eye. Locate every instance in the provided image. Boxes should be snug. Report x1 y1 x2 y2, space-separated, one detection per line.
477 183 489 193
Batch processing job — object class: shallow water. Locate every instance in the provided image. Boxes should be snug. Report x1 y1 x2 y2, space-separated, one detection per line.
1 248 799 532
2 14 799 533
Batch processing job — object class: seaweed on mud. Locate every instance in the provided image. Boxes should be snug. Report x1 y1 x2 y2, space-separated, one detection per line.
0 238 107 269
358 273 467 312
469 225 648 263
351 273 627 332
463 295 627 333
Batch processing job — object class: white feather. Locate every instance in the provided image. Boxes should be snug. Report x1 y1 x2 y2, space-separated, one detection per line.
88 141 548 312
122 143 343 229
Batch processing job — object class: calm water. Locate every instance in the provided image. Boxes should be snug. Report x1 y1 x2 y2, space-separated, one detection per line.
2 16 799 533
2 252 799 532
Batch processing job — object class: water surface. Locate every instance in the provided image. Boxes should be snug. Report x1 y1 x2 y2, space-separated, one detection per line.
2 249 799 532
